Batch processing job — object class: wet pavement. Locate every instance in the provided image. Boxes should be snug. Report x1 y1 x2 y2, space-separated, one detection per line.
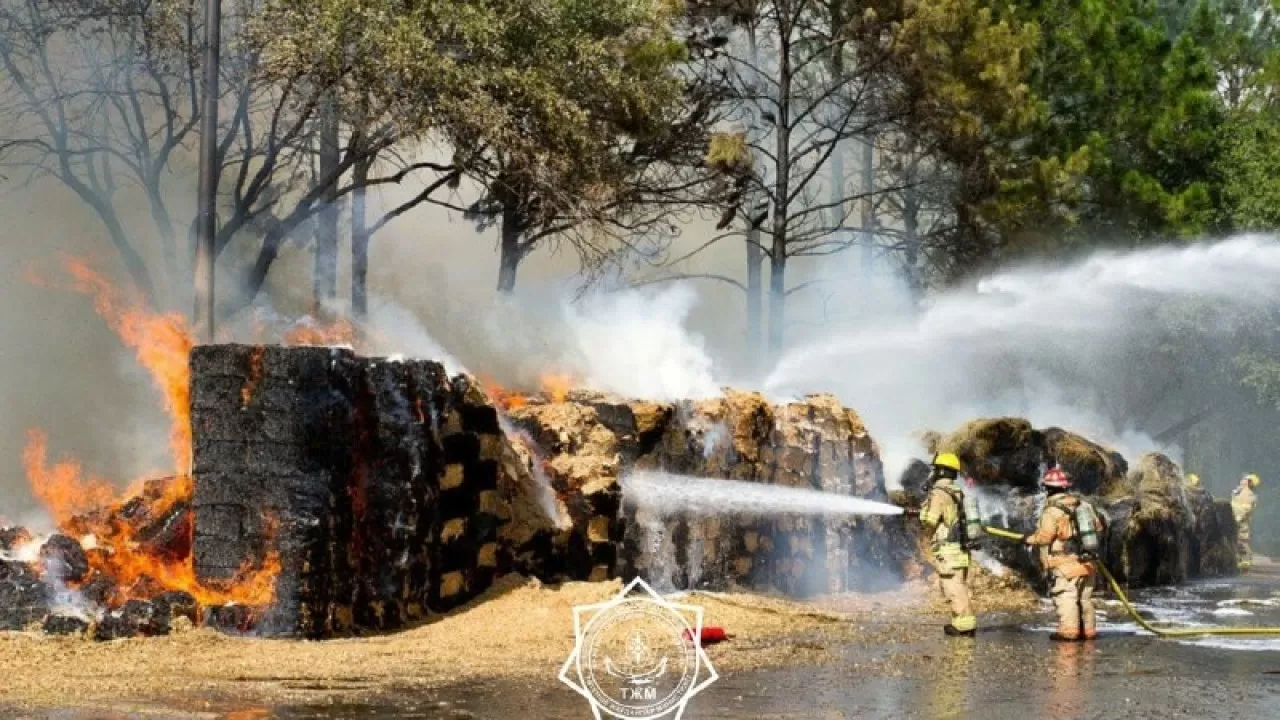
12 567 1280 719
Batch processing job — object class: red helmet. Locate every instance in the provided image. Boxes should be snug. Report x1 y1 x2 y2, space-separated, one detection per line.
1042 468 1072 488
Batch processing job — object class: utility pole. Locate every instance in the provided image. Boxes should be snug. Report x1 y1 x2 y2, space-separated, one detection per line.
193 0 221 343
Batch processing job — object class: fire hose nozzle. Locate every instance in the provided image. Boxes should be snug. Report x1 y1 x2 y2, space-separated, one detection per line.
899 507 921 517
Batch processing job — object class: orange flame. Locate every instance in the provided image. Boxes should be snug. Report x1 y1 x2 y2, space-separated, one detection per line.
23 430 281 606
58 257 193 474
22 256 281 609
539 373 573 403
283 317 358 347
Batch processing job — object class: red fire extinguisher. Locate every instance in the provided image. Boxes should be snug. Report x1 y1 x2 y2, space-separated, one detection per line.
683 626 730 646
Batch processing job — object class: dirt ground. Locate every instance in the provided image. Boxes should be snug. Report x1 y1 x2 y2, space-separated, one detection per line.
0 573 1037 711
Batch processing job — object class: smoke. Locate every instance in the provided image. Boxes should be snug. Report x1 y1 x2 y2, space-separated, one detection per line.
761 235 1280 483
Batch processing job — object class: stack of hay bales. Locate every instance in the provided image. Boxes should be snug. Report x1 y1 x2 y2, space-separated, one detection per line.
914 418 1238 589
190 345 557 638
509 390 916 596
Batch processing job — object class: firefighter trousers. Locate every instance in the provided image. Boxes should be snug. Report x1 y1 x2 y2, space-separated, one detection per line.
937 567 975 632
1050 572 1096 639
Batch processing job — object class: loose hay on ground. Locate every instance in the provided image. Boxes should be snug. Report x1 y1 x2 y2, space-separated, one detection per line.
0 575 921 708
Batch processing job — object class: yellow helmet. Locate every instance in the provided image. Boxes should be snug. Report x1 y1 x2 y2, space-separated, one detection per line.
933 452 962 471
1186 473 1201 487
1246 473 1261 488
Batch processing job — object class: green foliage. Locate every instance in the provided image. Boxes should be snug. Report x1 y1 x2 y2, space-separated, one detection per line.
1218 110 1280 231
254 0 690 212
1010 0 1224 243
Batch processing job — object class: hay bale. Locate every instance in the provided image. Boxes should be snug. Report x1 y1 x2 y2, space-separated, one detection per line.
1041 428 1128 496
1101 453 1195 587
37 534 89 583
0 560 49 630
1185 489 1239 578
926 418 1127 496
926 418 1043 489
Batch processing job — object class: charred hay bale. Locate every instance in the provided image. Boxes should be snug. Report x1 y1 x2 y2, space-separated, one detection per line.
352 360 435 631
426 375 516 610
193 344 362 638
1185 489 1239 578
0 560 49 630
926 418 1044 489
77 570 115 608
203 604 258 635
153 591 200 625
1101 453 1195 587
1041 428 1128 496
94 599 170 640
893 460 932 508
0 526 32 553
42 614 89 636
37 534 88 583
926 419 1125 495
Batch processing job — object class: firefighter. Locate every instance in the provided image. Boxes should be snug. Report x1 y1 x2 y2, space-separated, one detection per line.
1232 473 1261 570
1024 467 1105 642
919 452 976 638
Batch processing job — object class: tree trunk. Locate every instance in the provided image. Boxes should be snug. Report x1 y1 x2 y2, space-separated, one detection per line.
768 11 793 355
497 198 522 294
314 95 340 319
744 26 765 362
351 156 371 319
746 228 763 356
859 136 876 271
827 4 846 247
902 181 922 297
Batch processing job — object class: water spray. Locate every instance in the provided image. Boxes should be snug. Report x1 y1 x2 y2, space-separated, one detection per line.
621 471 905 517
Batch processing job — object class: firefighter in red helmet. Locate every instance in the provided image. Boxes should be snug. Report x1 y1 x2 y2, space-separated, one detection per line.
1024 466 1106 641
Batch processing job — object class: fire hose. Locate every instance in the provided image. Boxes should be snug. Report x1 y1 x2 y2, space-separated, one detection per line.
981 525 1280 638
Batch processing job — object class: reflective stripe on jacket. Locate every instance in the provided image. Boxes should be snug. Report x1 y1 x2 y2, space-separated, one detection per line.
920 481 970 571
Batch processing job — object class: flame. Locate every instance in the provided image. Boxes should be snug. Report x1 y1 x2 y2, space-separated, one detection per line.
477 373 577 411
59 257 194 473
21 257 281 610
283 317 358 346
478 374 528 411
24 431 281 606
540 373 573 403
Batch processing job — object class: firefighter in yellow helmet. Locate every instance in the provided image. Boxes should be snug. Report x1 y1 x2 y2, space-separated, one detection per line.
1185 473 1201 489
1024 467 1106 641
1232 473 1261 570
918 452 976 637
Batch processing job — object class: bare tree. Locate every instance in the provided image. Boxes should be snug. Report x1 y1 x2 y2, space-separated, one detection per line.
0 0 453 315
675 0 912 354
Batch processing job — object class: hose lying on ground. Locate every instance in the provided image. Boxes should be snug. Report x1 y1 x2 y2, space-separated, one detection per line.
981 525 1280 638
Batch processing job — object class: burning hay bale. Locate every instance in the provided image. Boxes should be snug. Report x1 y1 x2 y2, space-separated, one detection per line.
189 344 557 638
0 559 49 630
183 343 915 638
